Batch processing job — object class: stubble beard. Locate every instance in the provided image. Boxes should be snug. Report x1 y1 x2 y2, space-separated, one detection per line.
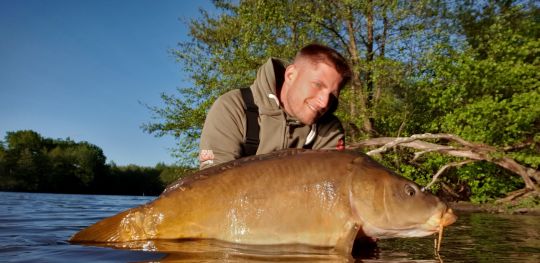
298 100 322 125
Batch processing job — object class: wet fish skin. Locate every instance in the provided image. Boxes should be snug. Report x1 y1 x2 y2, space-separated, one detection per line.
347 155 455 239
70 149 456 254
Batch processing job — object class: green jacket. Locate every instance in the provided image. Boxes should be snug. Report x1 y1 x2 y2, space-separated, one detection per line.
199 58 345 169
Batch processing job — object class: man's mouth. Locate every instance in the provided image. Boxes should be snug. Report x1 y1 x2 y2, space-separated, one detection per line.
306 102 322 114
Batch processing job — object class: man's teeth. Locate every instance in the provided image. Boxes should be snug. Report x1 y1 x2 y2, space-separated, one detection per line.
307 103 318 112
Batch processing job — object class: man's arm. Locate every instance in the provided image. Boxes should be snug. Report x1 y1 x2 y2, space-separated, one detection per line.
199 90 246 169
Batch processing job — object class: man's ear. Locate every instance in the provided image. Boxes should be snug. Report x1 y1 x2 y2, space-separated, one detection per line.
284 64 297 82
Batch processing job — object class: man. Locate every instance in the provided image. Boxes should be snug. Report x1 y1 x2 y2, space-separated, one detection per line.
199 43 351 169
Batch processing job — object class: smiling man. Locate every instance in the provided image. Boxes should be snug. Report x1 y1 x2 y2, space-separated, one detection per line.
199 44 351 169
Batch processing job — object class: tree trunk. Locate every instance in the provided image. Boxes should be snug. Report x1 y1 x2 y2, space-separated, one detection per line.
374 11 388 106
366 0 374 107
345 6 373 139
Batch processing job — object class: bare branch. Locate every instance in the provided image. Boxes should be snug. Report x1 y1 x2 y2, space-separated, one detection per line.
412 147 455 161
503 141 535 151
362 133 464 155
440 182 461 198
316 21 349 50
424 160 476 190
348 133 539 195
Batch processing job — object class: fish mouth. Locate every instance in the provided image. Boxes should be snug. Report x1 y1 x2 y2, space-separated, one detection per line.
420 207 457 251
361 207 458 239
426 208 457 231
432 208 457 252
441 208 457 226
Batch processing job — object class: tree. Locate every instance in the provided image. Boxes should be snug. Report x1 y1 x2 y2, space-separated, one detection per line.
0 141 7 187
45 141 108 193
416 1 539 165
0 130 48 191
107 165 163 196
159 165 196 186
379 1 540 202
0 130 110 193
0 130 187 195
144 0 453 163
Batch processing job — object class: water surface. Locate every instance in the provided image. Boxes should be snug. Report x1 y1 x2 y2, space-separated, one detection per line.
1 191 538 262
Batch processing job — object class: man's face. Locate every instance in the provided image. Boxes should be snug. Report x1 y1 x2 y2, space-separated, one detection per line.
281 60 342 125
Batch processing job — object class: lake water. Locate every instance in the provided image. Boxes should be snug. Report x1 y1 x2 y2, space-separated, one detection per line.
1 191 539 262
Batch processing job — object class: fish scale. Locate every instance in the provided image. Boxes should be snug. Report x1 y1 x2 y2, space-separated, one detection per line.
70 149 456 255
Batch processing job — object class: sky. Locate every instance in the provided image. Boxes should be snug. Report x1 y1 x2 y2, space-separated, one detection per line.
0 0 215 166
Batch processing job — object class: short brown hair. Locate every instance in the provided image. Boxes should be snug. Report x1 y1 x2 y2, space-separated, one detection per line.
295 43 351 90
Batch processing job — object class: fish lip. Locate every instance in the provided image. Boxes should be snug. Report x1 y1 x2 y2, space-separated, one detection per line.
361 223 440 238
441 208 458 226
359 208 458 239
426 208 458 230
359 217 443 238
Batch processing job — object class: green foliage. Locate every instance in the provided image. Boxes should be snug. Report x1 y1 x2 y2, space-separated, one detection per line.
508 147 540 169
0 130 195 195
503 194 540 211
391 1 540 202
1 131 48 191
419 21 539 146
455 163 524 203
105 165 163 196
159 165 197 187
0 130 106 193
45 142 107 193
418 2 539 145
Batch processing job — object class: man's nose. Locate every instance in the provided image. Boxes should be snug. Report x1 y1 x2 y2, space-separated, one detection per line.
315 92 330 110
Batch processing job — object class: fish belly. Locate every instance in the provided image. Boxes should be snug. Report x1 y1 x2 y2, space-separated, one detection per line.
71 151 361 250
154 153 358 247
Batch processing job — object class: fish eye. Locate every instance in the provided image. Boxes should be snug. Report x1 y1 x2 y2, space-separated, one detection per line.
404 184 416 197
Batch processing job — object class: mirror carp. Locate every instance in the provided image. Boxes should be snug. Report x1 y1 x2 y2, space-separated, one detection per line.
70 149 456 254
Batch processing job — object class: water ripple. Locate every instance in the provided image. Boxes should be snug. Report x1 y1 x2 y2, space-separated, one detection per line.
1 192 539 262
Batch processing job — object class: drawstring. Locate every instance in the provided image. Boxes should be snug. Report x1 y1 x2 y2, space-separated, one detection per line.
305 126 316 146
269 92 316 146
268 94 280 107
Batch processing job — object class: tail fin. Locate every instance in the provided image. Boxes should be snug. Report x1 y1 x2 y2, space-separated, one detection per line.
70 208 138 243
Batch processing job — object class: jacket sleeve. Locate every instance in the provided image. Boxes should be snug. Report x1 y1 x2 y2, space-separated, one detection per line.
199 90 245 169
312 114 345 150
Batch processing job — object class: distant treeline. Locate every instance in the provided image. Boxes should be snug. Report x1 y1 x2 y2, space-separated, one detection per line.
0 130 196 196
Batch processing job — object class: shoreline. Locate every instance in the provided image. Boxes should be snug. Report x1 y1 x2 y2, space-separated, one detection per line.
449 201 540 216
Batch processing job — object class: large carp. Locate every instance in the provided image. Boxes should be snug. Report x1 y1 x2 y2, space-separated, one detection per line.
70 149 456 254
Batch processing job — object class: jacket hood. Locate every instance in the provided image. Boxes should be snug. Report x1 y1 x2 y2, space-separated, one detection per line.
250 58 288 115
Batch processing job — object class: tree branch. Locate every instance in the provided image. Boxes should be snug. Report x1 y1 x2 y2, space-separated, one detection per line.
348 133 539 194
423 160 476 190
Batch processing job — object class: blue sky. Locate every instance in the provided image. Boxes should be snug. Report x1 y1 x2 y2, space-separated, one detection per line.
0 0 214 166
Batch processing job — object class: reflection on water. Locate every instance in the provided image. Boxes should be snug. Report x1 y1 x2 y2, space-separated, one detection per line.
75 239 354 262
1 191 539 262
